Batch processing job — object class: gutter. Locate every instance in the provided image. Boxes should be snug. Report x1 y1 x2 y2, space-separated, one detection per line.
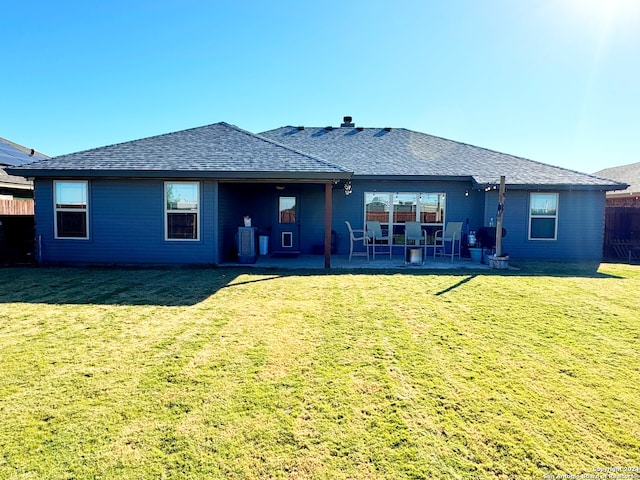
6 168 353 182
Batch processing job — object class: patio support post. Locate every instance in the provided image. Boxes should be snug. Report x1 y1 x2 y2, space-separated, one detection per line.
324 182 332 269
495 175 506 257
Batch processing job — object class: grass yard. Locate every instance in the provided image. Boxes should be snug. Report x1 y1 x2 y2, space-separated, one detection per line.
0 263 639 479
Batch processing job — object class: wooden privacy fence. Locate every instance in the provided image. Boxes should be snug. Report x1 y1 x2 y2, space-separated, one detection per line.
0 199 34 215
603 205 640 260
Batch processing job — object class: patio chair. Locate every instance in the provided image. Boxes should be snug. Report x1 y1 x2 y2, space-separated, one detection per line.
345 221 369 261
404 221 428 264
433 221 463 261
366 221 392 259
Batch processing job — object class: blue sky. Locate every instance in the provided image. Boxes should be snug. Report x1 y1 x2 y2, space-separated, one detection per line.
2 0 639 173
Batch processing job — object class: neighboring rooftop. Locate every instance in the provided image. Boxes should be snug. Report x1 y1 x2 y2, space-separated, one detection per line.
0 137 48 167
594 162 640 195
0 137 48 191
10 122 351 180
261 117 624 190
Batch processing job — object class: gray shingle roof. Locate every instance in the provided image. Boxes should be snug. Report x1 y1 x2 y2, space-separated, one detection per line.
9 121 626 190
594 162 640 194
260 126 625 189
9 122 351 180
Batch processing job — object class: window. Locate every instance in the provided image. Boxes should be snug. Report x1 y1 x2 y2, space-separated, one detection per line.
165 182 199 240
279 196 296 223
529 193 558 240
393 193 417 223
54 181 88 239
365 192 445 244
419 193 445 224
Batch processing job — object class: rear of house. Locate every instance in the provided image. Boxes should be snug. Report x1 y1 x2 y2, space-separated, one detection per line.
10 118 624 266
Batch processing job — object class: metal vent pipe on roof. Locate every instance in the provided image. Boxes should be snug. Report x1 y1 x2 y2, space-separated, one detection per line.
341 116 355 128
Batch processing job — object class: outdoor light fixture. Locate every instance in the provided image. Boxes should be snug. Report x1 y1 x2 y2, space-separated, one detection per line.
343 181 352 196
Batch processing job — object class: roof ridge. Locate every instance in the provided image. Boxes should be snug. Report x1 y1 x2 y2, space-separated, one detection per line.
270 124 618 180
223 123 351 173
45 122 349 174
595 161 640 174
260 125 623 189
45 122 229 160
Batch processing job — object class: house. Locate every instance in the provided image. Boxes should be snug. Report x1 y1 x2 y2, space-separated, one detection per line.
593 162 640 260
0 137 48 262
9 118 625 267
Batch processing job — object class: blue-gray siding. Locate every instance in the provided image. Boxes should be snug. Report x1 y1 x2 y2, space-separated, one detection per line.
484 189 606 260
34 178 606 264
34 179 219 265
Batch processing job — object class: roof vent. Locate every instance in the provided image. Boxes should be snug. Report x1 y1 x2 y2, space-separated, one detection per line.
325 126 334 131
29 149 35 156
297 126 305 130
384 127 392 132
356 127 364 132
341 116 355 128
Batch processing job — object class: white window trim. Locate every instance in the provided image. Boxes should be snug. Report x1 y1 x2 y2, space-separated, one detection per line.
363 191 446 226
54 180 89 240
528 192 559 241
164 181 201 241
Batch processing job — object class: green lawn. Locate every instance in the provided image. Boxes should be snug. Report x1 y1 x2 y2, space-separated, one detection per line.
0 263 639 479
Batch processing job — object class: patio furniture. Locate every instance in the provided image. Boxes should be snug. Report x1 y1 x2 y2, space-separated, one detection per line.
345 221 369 261
404 221 427 264
434 221 463 261
366 220 392 259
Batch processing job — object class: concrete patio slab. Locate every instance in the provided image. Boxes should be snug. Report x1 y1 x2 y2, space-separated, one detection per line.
220 254 494 270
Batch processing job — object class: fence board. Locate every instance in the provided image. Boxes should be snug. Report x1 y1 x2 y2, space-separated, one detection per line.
0 199 34 215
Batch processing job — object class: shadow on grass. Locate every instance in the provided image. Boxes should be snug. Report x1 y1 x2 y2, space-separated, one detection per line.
0 261 625 306
434 275 477 296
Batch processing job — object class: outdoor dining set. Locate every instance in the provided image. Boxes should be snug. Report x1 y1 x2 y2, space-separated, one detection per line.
345 220 464 264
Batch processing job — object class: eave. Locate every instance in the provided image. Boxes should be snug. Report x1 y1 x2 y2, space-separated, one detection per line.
10 168 353 182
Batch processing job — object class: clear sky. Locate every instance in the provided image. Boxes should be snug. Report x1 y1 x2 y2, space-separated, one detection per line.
2 0 639 174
